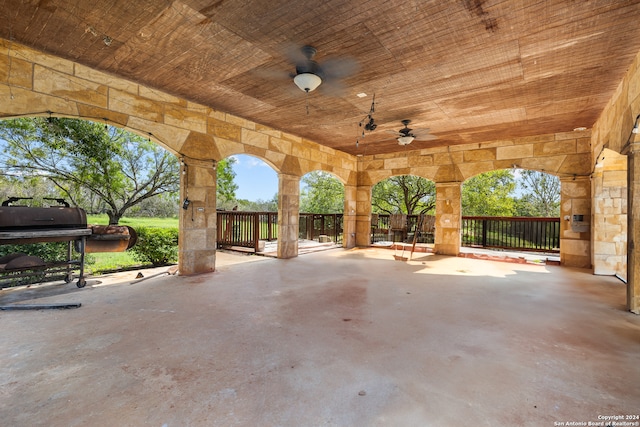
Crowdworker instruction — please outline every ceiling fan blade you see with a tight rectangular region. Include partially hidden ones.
[412,128,432,137]
[321,57,359,80]
[415,134,438,141]
[282,43,312,65]
[319,79,347,97]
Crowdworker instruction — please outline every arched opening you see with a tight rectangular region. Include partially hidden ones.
[225,154,278,212]
[215,154,279,253]
[299,171,345,246]
[369,175,436,247]
[0,116,180,224]
[461,168,561,257]
[0,116,179,283]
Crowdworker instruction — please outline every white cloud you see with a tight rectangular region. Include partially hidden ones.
[233,154,270,168]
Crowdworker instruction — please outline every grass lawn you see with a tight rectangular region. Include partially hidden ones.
[86,215,178,274]
[87,215,178,229]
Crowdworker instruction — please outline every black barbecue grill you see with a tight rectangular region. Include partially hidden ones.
[0,197,135,288]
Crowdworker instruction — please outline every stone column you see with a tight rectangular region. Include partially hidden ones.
[278,173,300,259]
[434,182,461,255]
[591,149,627,279]
[355,185,372,247]
[343,184,357,248]
[559,176,591,268]
[178,157,217,275]
[627,142,640,314]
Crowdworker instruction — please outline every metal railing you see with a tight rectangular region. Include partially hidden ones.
[299,213,343,244]
[372,214,560,253]
[461,216,560,253]
[217,211,560,254]
[217,211,265,252]
[371,214,435,244]
[216,211,343,251]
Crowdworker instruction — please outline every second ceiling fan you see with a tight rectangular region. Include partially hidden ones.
[387,120,437,145]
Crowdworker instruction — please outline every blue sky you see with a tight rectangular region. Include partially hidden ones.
[230,154,279,201]
[229,153,530,201]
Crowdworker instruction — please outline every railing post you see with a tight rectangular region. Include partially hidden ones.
[253,212,260,252]
[481,219,488,248]
[216,212,223,247]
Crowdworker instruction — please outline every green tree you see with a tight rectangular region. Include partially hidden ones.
[0,173,59,205]
[236,194,278,212]
[216,157,238,209]
[515,170,560,217]
[129,192,179,218]
[0,118,179,224]
[462,170,516,216]
[300,171,344,213]
[372,175,435,215]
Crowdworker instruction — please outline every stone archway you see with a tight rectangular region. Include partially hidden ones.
[0,40,358,271]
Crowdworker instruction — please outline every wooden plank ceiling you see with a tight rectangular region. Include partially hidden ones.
[2,0,640,156]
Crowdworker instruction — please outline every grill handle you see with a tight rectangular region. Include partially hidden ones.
[2,197,33,207]
[43,198,70,207]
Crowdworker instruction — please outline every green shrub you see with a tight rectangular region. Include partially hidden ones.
[129,227,178,266]
[1,242,71,262]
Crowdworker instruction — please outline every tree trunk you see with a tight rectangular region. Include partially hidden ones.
[107,211,122,225]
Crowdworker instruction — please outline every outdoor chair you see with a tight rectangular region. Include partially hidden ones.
[389,213,408,242]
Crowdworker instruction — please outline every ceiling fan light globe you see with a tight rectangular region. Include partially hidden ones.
[294,73,322,92]
[397,135,415,145]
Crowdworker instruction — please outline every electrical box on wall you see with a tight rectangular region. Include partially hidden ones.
[571,214,589,233]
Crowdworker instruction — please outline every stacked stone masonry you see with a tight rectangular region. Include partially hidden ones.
[592,48,640,313]
[1,39,638,312]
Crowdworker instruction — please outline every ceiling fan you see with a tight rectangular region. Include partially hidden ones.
[289,45,358,94]
[387,119,437,145]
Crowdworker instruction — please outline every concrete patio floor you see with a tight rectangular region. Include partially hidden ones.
[1,248,639,426]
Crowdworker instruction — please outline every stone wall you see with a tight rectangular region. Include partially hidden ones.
[592,50,640,156]
[359,132,591,185]
[591,49,640,313]
[592,149,628,278]
[0,40,358,183]
[179,158,217,274]
[0,39,357,270]
[357,132,593,266]
[560,177,592,269]
[0,38,599,270]
[434,183,462,255]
